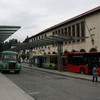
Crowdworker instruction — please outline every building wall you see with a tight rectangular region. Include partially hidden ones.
[85,11,100,51]
[29,10,100,54]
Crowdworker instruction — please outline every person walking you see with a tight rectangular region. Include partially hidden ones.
[92,64,98,82]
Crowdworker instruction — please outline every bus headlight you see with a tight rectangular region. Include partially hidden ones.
[17,63,21,68]
[2,63,6,68]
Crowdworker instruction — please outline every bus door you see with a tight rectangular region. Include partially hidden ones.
[88,54,98,74]
[61,56,67,70]
[50,55,58,69]
[42,56,48,68]
[98,54,100,75]
[38,56,44,67]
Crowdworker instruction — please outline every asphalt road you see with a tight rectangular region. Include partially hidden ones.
[4,67,100,100]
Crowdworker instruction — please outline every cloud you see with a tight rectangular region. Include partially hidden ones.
[0,0,99,42]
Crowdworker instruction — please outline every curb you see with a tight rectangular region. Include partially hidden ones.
[21,64,97,82]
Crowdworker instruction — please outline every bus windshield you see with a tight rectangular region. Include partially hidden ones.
[2,54,17,60]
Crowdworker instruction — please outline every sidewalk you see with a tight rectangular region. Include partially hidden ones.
[21,63,100,82]
[0,70,35,100]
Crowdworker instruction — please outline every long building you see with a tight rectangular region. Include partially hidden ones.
[29,6,100,54]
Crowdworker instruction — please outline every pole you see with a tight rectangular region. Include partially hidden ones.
[29,48,33,67]
[57,42,63,71]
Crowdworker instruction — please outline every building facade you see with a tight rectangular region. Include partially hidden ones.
[29,6,100,54]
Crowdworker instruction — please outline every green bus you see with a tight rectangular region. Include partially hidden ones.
[0,51,21,73]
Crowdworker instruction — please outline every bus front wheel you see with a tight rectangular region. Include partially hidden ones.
[80,68,85,74]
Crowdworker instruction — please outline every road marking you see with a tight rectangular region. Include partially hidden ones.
[28,92,40,95]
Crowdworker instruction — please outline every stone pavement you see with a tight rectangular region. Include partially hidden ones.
[0,72,35,100]
[21,63,100,82]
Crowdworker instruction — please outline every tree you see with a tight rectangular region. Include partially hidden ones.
[23,36,29,43]
[26,52,29,61]
[1,39,19,51]
[0,43,3,52]
[21,53,26,62]
[3,41,9,50]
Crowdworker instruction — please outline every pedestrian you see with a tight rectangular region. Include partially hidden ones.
[92,64,98,82]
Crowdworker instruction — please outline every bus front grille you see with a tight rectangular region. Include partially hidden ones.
[9,62,16,69]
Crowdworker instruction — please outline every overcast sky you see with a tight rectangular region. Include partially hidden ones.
[0,0,100,42]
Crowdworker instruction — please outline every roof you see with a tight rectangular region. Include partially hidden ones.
[10,34,88,51]
[2,51,18,55]
[29,6,100,39]
[11,43,26,46]
[0,26,21,43]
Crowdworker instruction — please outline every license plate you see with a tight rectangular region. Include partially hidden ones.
[10,71,15,73]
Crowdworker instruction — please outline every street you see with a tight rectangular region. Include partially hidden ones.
[4,67,100,100]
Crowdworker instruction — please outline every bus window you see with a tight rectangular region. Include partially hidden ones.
[98,57,100,66]
[50,56,57,64]
[88,54,97,65]
[63,58,67,66]
[68,54,85,65]
[35,58,38,63]
[68,55,73,64]
[43,57,47,63]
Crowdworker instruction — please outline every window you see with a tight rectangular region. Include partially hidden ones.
[68,54,86,65]
[76,23,80,42]
[3,54,17,60]
[68,26,71,36]
[43,57,47,63]
[68,26,71,43]
[72,25,75,43]
[63,58,67,66]
[58,30,60,34]
[81,22,85,41]
[61,29,63,34]
[64,28,67,34]
[50,56,57,64]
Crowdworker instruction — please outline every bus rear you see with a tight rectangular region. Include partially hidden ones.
[42,54,58,69]
[67,52,100,75]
